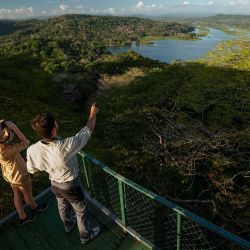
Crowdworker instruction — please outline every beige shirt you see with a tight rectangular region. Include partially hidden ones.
[27,126,92,183]
[0,140,29,185]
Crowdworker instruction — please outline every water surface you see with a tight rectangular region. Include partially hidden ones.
[108,28,238,62]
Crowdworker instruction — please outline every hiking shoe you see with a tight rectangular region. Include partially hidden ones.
[65,218,76,233]
[32,203,49,214]
[80,226,100,244]
[19,214,37,225]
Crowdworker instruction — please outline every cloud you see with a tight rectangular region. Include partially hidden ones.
[106,7,116,15]
[41,10,47,15]
[133,1,158,12]
[0,7,34,19]
[123,0,250,15]
[59,4,69,11]
[76,5,85,9]
[68,6,115,15]
[237,0,250,3]
[136,1,145,10]
[90,8,97,13]
[95,7,116,15]
[129,0,250,15]
[231,0,250,4]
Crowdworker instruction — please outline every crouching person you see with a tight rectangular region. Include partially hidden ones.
[27,104,100,244]
[0,120,48,225]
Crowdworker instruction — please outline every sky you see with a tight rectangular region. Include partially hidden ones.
[0,0,250,19]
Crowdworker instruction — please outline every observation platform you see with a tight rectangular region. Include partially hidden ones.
[0,189,150,250]
[0,152,249,250]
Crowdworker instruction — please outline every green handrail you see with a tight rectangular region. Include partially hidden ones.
[81,156,91,193]
[177,212,182,250]
[118,180,126,225]
[79,152,250,250]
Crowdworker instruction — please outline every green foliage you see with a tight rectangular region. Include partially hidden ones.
[0,54,85,218]
[0,15,194,73]
[200,39,250,71]
[89,60,250,164]
[0,54,86,138]
[86,40,250,239]
[0,14,249,241]
[0,19,38,36]
[88,50,162,75]
[140,33,197,44]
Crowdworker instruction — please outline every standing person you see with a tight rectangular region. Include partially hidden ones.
[27,104,100,244]
[0,120,48,225]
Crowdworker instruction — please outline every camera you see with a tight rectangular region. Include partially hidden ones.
[0,120,7,130]
[0,120,14,143]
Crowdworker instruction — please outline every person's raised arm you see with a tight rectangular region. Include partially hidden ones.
[86,103,99,132]
[58,104,99,157]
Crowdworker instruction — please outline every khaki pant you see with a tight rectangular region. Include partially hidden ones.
[51,183,91,239]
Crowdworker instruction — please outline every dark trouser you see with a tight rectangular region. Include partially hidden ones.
[51,183,91,239]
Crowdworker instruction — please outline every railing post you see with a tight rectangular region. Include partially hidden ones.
[81,156,91,194]
[118,180,126,225]
[177,212,182,250]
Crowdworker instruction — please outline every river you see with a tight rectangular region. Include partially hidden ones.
[108,28,238,63]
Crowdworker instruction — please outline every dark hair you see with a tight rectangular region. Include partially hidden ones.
[31,112,56,139]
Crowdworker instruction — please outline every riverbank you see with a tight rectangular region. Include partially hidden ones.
[195,23,246,36]
[139,34,198,45]
[195,27,210,37]
[212,25,246,35]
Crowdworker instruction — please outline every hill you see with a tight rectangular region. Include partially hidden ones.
[161,14,250,36]
[187,14,250,34]
[195,14,250,34]
[0,15,194,73]
[86,39,250,241]
[0,14,249,242]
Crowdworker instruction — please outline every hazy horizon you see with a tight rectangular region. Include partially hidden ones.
[1,12,250,22]
[0,0,250,19]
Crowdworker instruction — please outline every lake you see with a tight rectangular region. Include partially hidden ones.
[108,28,238,63]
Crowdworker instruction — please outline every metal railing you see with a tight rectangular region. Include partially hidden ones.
[79,152,250,250]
